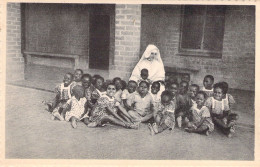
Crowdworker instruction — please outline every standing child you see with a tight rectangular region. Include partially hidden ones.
[150,81,161,110]
[205,82,238,137]
[185,91,214,136]
[43,73,73,116]
[148,91,176,135]
[87,83,138,129]
[128,81,155,123]
[121,80,138,111]
[202,75,214,98]
[175,81,192,128]
[189,84,200,106]
[137,68,152,85]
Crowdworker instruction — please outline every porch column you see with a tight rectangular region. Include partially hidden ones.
[109,4,141,80]
[6,3,24,81]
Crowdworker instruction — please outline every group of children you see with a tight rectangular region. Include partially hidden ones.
[43,68,239,138]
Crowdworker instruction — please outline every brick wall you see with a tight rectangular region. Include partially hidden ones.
[141,5,255,91]
[6,3,24,81]
[109,4,142,80]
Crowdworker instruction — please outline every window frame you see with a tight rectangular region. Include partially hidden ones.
[178,5,226,58]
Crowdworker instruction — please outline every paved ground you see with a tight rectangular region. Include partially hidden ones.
[5,85,254,160]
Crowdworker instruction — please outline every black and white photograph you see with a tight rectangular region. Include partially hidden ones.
[2,0,257,163]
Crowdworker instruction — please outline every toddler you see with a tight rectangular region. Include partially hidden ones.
[205,82,238,137]
[150,81,161,109]
[52,85,88,129]
[128,81,155,123]
[189,84,200,106]
[175,81,192,128]
[87,83,138,129]
[43,73,73,115]
[121,80,138,111]
[137,68,152,84]
[202,75,214,98]
[148,90,176,135]
[185,91,214,136]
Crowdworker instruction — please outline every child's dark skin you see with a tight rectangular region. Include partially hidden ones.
[151,82,160,95]
[203,77,214,90]
[123,82,137,111]
[141,70,148,80]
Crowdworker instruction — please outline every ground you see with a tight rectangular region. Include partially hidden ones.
[5,85,254,160]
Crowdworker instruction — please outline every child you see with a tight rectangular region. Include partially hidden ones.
[121,80,138,111]
[81,74,96,110]
[137,68,152,84]
[43,73,73,115]
[205,82,238,137]
[150,81,161,109]
[148,90,176,135]
[181,73,191,85]
[91,75,106,104]
[166,82,179,98]
[175,81,192,128]
[71,69,83,90]
[185,91,214,136]
[202,75,214,98]
[189,84,200,106]
[128,81,155,123]
[87,83,138,129]
[113,77,123,103]
[91,74,102,85]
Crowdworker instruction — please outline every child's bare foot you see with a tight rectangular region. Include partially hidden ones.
[71,119,77,128]
[148,123,155,135]
[205,130,210,136]
[152,123,159,133]
[52,111,64,121]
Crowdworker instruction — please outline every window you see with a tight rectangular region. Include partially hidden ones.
[179,5,226,58]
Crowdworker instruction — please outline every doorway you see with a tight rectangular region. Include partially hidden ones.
[89,15,110,70]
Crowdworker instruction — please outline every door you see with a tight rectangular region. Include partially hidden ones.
[89,15,110,70]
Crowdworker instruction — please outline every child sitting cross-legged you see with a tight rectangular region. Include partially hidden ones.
[185,91,214,136]
[121,80,138,111]
[52,85,89,129]
[148,90,176,135]
[87,83,138,129]
[205,82,239,137]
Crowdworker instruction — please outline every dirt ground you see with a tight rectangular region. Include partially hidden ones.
[5,85,254,160]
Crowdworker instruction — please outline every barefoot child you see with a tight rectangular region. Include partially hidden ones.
[121,80,138,111]
[205,82,238,137]
[43,73,73,115]
[87,83,137,129]
[189,84,200,106]
[202,75,214,98]
[185,91,214,136]
[128,81,155,123]
[148,90,176,135]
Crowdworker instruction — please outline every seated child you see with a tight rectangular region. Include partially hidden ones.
[205,82,238,137]
[181,73,191,85]
[166,82,179,98]
[189,84,200,106]
[43,73,73,115]
[91,74,102,85]
[52,85,88,129]
[121,80,138,111]
[87,83,138,129]
[91,75,106,104]
[175,81,192,128]
[81,74,95,110]
[202,75,214,98]
[113,77,123,103]
[71,69,83,90]
[148,90,176,135]
[137,68,152,84]
[150,81,161,109]
[128,81,155,123]
[185,91,214,136]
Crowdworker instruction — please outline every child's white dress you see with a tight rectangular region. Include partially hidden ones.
[65,96,88,121]
[201,87,214,98]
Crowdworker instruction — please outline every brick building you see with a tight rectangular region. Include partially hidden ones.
[6,3,255,91]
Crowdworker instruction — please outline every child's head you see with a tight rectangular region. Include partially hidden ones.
[94,76,104,90]
[127,80,138,93]
[161,90,173,106]
[195,91,207,107]
[81,74,92,89]
[166,82,179,97]
[74,69,83,82]
[112,77,123,91]
[140,68,149,80]
[181,73,190,83]
[203,75,214,90]
[138,81,150,96]
[121,80,127,90]
[72,85,84,99]
[92,74,101,85]
[151,81,161,95]
[63,73,73,87]
[106,83,116,98]
[221,81,229,95]
[213,82,227,101]
[179,81,189,95]
[189,84,200,99]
